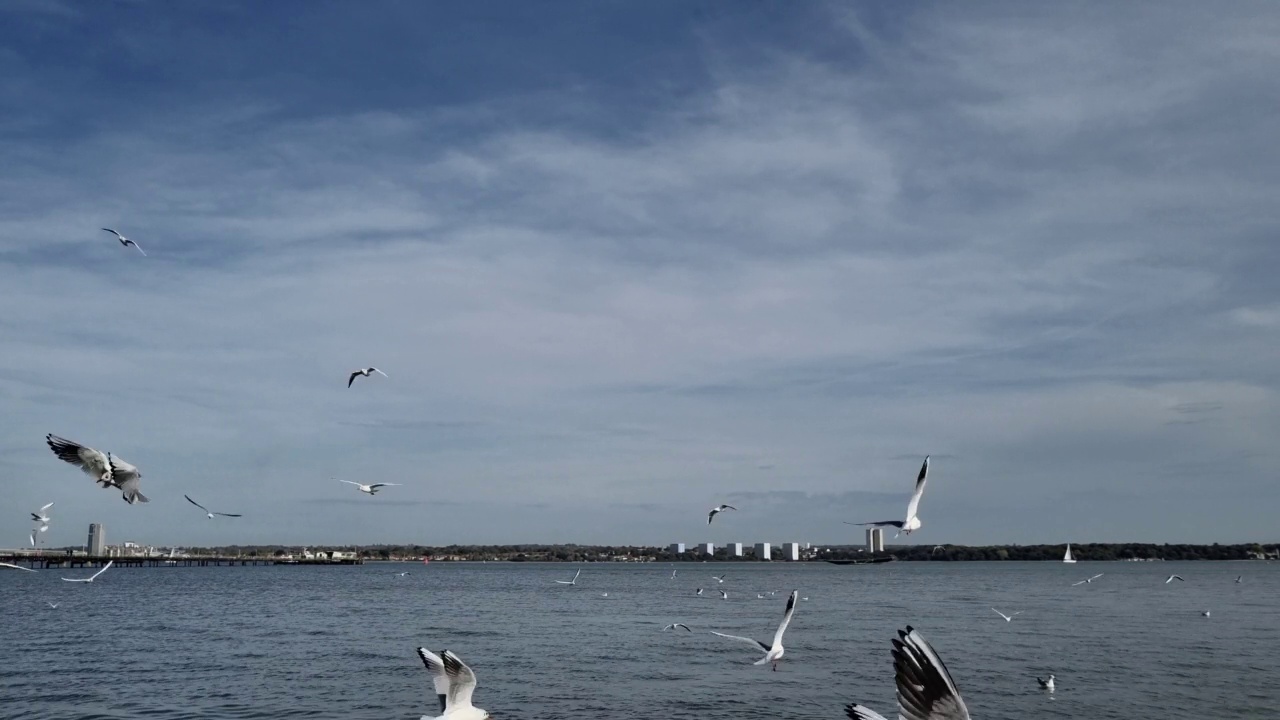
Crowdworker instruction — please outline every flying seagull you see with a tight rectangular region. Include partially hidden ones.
[347,367,388,388]
[1165,574,1184,584]
[337,479,401,495]
[845,626,971,720]
[0,562,36,572]
[718,589,728,600]
[31,502,54,526]
[416,647,452,715]
[1037,674,1055,691]
[710,590,797,671]
[45,434,147,503]
[695,588,703,596]
[708,504,737,524]
[991,608,1022,622]
[712,574,727,583]
[1072,573,1104,586]
[46,602,59,608]
[184,495,242,519]
[845,455,930,537]
[554,569,581,586]
[30,530,38,547]
[396,571,410,577]
[662,623,692,632]
[670,569,677,579]
[1235,576,1242,583]
[102,228,146,255]
[1202,610,1211,617]
[62,560,113,583]
[415,648,490,720]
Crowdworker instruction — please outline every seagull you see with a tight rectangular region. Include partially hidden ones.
[396,571,411,577]
[0,562,36,572]
[1235,576,1242,584]
[347,367,388,388]
[30,530,38,547]
[708,504,737,524]
[844,626,971,720]
[337,479,401,495]
[758,593,765,599]
[695,588,703,596]
[102,228,146,255]
[184,495,242,519]
[554,569,581,586]
[1072,573,1104,586]
[719,590,728,600]
[710,590,797,671]
[415,648,490,720]
[1165,574,1184,584]
[31,502,54,525]
[1202,610,1211,617]
[932,545,945,554]
[107,454,148,504]
[1037,674,1055,691]
[712,574,727,583]
[991,608,1022,622]
[663,623,692,632]
[600,593,609,598]
[45,434,112,487]
[845,455,931,537]
[670,569,677,579]
[62,560,113,583]
[46,602,59,609]
[417,648,452,715]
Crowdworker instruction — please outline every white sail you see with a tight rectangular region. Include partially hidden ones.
[1063,544,1076,563]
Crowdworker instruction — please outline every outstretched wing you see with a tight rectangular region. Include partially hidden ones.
[101,228,123,239]
[111,458,147,504]
[845,705,890,720]
[674,623,691,632]
[891,626,970,720]
[185,495,209,513]
[88,561,114,581]
[904,455,930,521]
[416,648,451,702]
[213,512,242,518]
[710,631,769,653]
[348,371,360,387]
[441,650,478,709]
[46,434,110,480]
[771,590,798,649]
[845,520,905,528]
[0,562,36,573]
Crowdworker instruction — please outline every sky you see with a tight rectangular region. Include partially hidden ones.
[1,1,1278,549]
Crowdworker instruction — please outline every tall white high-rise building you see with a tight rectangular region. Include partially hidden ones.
[727,543,743,557]
[754,542,771,561]
[781,542,801,561]
[866,527,884,553]
[87,523,105,556]
[668,542,686,555]
[698,542,715,556]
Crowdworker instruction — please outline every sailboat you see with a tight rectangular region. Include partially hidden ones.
[1063,544,1077,564]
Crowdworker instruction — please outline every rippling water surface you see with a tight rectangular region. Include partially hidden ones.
[3,560,1278,719]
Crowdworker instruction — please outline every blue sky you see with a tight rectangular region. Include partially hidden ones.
[2,1,1278,548]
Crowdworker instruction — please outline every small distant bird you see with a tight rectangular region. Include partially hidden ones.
[347,367,388,388]
[1165,574,1185,584]
[992,608,1022,622]
[708,504,737,524]
[1072,573,1105,586]
[0,562,36,572]
[757,593,765,599]
[102,228,146,255]
[712,574,727,583]
[670,569,677,579]
[600,593,609,598]
[337,479,401,495]
[932,545,945,554]
[554,569,581,586]
[719,589,728,600]
[1202,610,1211,617]
[416,648,490,720]
[695,588,703,596]
[710,590,797,671]
[62,560,113,583]
[663,623,692,632]
[802,597,809,601]
[31,502,54,525]
[46,602,59,609]
[184,495,242,519]
[1235,576,1242,584]
[845,455,931,537]
[395,571,410,577]
[844,626,970,720]
[1037,674,1055,691]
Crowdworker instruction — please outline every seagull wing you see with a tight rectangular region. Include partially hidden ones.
[708,509,718,524]
[102,228,124,239]
[771,590,798,649]
[416,648,451,701]
[185,495,209,513]
[992,608,1011,621]
[441,650,478,710]
[0,562,36,572]
[845,706,891,720]
[347,371,361,387]
[372,368,388,377]
[213,512,242,518]
[367,483,402,489]
[88,561,113,581]
[1090,574,1104,581]
[891,626,971,720]
[710,631,770,653]
[39,502,54,513]
[46,435,111,480]
[129,240,146,256]
[338,479,360,486]
[1071,579,1087,586]
[674,623,691,632]
[904,455,930,522]
[845,520,905,528]
[110,457,147,504]
[722,505,737,511]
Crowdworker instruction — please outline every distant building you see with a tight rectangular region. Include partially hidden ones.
[754,542,771,561]
[727,543,743,557]
[87,523,105,556]
[866,528,884,553]
[668,543,686,555]
[698,542,715,556]
[781,542,801,561]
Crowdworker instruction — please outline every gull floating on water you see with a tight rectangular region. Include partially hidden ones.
[416,648,490,720]
[1165,574,1184,584]
[184,495,242,519]
[991,608,1022,622]
[662,623,692,632]
[62,561,113,583]
[554,569,581,586]
[102,228,146,255]
[711,590,797,671]
[845,455,930,537]
[0,562,36,572]
[1037,674,1055,691]
[1072,573,1104,586]
[45,434,148,503]
[347,367,388,388]
[708,504,737,524]
[845,626,971,720]
[337,479,401,495]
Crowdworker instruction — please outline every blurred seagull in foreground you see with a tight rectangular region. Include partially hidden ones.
[184,495,242,519]
[708,504,737,524]
[711,590,797,671]
[62,561,113,583]
[846,455,931,537]
[337,479,401,495]
[845,626,971,720]
[347,367,388,387]
[991,608,1022,622]
[415,648,490,719]
[102,228,146,255]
